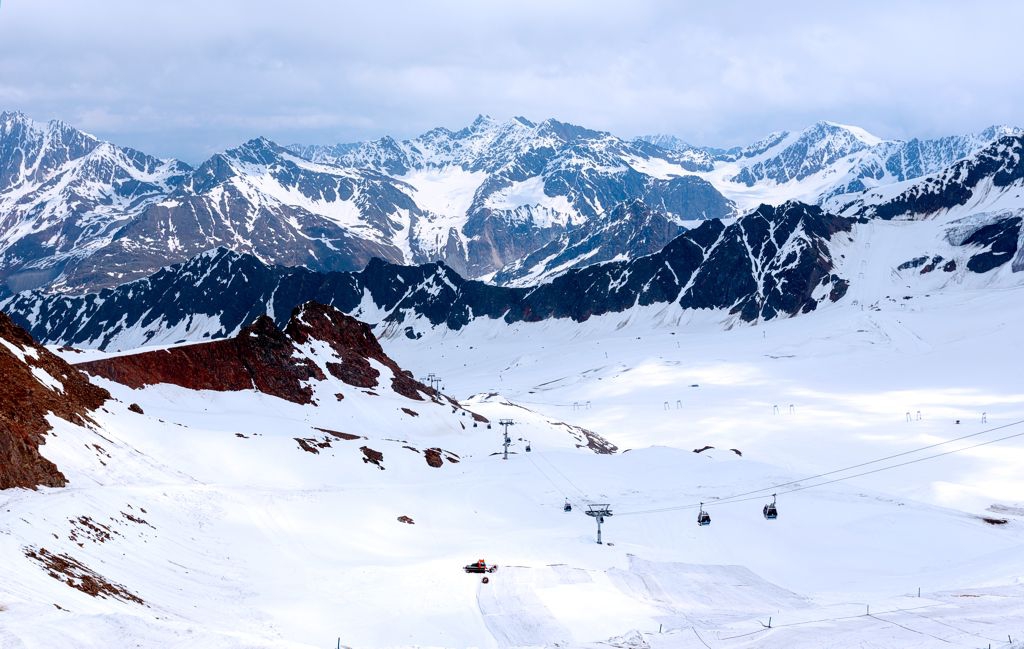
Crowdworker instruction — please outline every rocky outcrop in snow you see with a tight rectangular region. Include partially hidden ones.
[0,311,109,489]
[77,302,435,405]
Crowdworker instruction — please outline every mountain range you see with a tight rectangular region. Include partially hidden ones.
[2,110,1021,299]
[4,110,1024,649]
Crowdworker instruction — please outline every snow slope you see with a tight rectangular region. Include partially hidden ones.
[2,236,1024,646]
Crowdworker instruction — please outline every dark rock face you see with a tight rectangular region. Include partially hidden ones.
[285,302,428,400]
[0,312,109,489]
[3,203,855,351]
[961,216,1022,273]
[519,202,854,323]
[492,197,708,286]
[76,302,433,405]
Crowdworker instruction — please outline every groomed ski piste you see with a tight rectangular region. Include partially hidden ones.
[2,214,1024,648]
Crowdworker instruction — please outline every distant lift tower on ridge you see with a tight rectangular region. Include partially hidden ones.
[586,504,613,544]
[499,419,515,460]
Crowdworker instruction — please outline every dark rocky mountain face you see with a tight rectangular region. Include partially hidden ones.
[2,202,856,351]
[518,202,853,323]
[492,199,691,286]
[954,215,1022,274]
[0,311,109,489]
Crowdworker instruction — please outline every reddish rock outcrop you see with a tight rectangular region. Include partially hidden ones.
[79,316,325,404]
[78,302,435,406]
[285,302,428,400]
[0,312,109,490]
[360,445,384,469]
[24,546,144,604]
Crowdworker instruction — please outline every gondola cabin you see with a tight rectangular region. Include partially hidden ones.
[697,503,711,526]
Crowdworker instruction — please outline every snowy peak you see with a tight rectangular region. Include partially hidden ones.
[0,113,191,292]
[833,134,1024,221]
[0,111,187,192]
[731,121,885,187]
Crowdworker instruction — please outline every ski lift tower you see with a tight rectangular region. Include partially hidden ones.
[499,419,515,459]
[585,504,612,544]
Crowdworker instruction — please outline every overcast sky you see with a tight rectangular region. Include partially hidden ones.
[1,0,1021,163]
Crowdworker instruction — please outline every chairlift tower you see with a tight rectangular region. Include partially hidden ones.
[499,419,515,460]
[586,504,612,544]
[422,373,442,393]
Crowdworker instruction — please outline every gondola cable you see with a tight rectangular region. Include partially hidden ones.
[617,418,1024,517]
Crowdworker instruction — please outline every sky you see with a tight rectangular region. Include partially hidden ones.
[1,0,1022,164]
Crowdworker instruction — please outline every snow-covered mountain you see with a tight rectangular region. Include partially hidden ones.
[0,112,190,293]
[491,198,691,287]
[831,134,1024,221]
[289,114,736,279]
[2,202,856,350]
[2,110,1022,296]
[655,121,1023,210]
[0,112,735,294]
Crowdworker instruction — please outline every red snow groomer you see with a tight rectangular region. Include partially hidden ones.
[463,559,498,574]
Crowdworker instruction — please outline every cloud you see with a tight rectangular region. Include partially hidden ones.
[1,0,1022,162]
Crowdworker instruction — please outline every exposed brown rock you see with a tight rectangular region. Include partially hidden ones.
[79,316,325,405]
[313,427,361,440]
[285,302,429,400]
[127,403,144,414]
[401,407,419,417]
[550,421,618,455]
[424,448,444,468]
[77,303,436,408]
[0,312,110,490]
[295,437,332,454]
[23,546,144,605]
[68,516,117,545]
[360,445,384,469]
[121,511,154,528]
[397,515,415,524]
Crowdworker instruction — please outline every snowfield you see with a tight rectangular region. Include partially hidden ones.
[2,219,1024,647]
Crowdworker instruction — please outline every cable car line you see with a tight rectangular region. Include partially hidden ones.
[617,420,1024,517]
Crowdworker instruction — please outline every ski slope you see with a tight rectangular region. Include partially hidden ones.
[2,220,1024,647]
